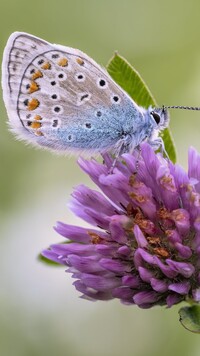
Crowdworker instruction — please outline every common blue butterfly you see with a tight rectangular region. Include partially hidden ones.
[2,32,169,156]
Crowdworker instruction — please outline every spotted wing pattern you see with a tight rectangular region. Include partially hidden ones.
[2,32,142,153]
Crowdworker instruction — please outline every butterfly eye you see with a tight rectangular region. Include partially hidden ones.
[151,111,161,125]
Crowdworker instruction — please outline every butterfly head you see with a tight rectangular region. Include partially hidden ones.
[149,106,170,131]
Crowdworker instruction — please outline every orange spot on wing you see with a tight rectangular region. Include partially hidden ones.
[34,115,42,121]
[57,58,68,66]
[31,70,43,80]
[30,121,41,129]
[28,81,39,94]
[41,62,51,70]
[28,98,40,111]
[76,57,84,65]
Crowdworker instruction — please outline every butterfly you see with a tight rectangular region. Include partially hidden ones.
[1,32,169,156]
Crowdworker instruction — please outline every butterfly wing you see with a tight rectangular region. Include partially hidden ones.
[2,32,144,154]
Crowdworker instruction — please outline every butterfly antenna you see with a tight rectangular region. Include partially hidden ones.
[163,105,200,111]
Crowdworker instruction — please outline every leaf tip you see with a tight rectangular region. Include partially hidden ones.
[179,305,200,333]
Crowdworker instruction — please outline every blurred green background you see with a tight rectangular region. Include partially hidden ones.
[1,1,200,355]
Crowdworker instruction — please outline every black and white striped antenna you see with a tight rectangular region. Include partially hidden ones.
[164,105,200,111]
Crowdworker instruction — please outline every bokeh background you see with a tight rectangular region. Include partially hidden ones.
[1,1,200,355]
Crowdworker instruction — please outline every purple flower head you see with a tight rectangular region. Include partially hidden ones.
[42,143,200,308]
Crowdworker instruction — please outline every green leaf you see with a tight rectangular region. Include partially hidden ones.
[107,53,176,163]
[179,305,200,333]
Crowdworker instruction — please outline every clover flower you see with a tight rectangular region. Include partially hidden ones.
[42,143,200,308]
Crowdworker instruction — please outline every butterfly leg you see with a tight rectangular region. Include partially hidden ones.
[135,145,142,171]
[109,134,143,173]
[149,137,169,159]
[107,136,132,174]
[108,143,126,173]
